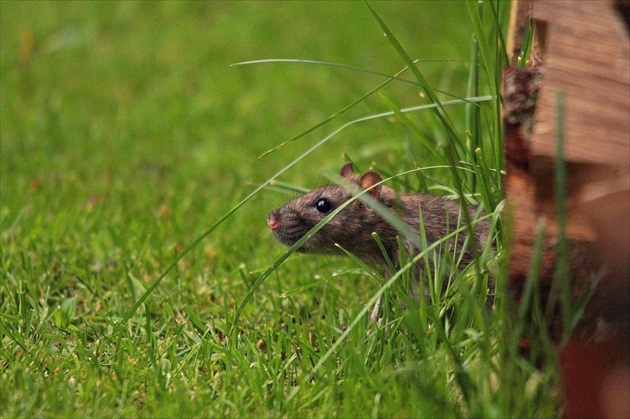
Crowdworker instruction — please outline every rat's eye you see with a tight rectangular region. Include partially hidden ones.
[314,198,333,213]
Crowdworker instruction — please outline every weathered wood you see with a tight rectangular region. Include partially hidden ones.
[505,0,630,322]
[528,0,630,325]
[504,1,629,417]
[532,0,630,167]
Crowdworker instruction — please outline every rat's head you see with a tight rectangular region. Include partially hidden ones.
[267,163,385,254]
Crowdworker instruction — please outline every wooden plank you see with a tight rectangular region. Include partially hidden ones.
[532,0,630,166]
[504,1,630,416]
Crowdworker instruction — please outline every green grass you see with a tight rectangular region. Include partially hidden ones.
[2,2,561,417]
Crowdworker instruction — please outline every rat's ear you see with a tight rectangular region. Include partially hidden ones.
[340,162,355,179]
[359,172,382,199]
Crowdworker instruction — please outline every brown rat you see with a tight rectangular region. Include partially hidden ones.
[267,162,492,316]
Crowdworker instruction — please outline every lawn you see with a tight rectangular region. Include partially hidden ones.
[1,2,560,417]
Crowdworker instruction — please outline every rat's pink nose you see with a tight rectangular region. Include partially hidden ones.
[267,213,279,230]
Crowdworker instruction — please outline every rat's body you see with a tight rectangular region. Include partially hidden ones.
[267,163,491,316]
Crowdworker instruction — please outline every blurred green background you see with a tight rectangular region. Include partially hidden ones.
[2,1,476,243]
[1,2,509,416]
[1,2,484,299]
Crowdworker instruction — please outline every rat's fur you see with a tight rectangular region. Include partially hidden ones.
[268,163,490,276]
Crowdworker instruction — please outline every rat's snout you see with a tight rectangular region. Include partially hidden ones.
[267,211,280,230]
